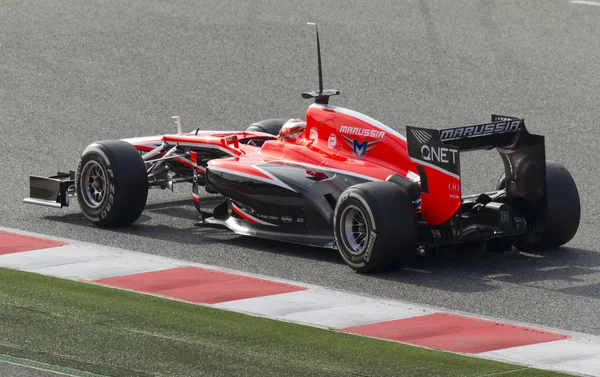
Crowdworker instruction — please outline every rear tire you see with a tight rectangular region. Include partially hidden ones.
[245,119,286,135]
[75,140,148,227]
[496,174,507,190]
[333,182,417,273]
[517,160,580,250]
[498,160,580,250]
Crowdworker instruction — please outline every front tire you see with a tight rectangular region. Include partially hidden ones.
[333,182,417,273]
[76,140,148,227]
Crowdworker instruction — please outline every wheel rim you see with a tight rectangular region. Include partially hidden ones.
[80,160,107,209]
[341,205,369,255]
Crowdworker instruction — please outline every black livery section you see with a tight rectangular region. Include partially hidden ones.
[406,126,460,190]
[23,171,76,208]
[204,161,374,246]
[406,115,550,250]
[440,115,546,233]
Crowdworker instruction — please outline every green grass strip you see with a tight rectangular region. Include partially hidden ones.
[0,267,570,377]
[0,353,107,376]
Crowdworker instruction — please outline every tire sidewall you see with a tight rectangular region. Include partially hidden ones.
[539,160,580,248]
[75,141,147,227]
[512,160,580,250]
[76,144,118,224]
[334,190,382,270]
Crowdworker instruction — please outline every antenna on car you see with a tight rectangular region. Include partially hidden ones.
[308,22,324,94]
[301,22,340,105]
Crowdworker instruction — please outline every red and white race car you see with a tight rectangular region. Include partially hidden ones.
[24,25,580,273]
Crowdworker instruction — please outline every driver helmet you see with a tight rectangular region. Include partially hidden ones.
[277,119,306,142]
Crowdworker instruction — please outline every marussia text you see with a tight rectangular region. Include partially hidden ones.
[440,120,521,140]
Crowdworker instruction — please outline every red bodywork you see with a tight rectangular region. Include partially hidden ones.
[126,104,463,225]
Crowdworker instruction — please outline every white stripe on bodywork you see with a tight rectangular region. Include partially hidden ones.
[262,160,378,182]
[310,104,407,141]
[207,165,297,192]
[121,136,163,144]
[123,138,238,157]
[171,142,238,156]
[261,160,420,184]
[251,164,299,192]
[231,203,277,227]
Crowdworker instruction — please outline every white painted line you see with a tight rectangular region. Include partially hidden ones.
[280,301,432,329]
[555,356,600,377]
[0,244,117,270]
[570,0,600,6]
[480,339,600,364]
[214,289,365,318]
[479,339,600,376]
[29,255,184,280]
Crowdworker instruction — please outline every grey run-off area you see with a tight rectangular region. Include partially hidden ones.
[1,0,599,335]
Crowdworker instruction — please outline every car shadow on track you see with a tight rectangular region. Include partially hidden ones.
[44,196,342,264]
[372,246,600,298]
[44,196,600,297]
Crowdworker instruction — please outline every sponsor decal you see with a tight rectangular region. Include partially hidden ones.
[342,135,382,159]
[448,182,459,192]
[281,215,293,223]
[339,126,386,139]
[100,183,115,219]
[406,126,460,179]
[440,120,522,140]
[410,128,459,164]
[296,218,304,223]
[350,254,363,262]
[327,134,337,149]
[364,231,377,262]
[257,213,279,221]
[421,145,458,164]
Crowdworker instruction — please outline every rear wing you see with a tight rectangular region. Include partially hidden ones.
[407,115,546,226]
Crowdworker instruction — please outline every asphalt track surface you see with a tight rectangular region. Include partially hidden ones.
[1,0,599,338]
[0,361,70,377]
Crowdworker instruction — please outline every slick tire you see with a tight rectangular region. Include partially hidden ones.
[515,160,580,251]
[75,140,148,227]
[498,161,581,251]
[496,174,507,190]
[245,119,286,135]
[334,182,417,274]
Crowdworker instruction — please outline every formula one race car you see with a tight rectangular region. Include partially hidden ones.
[24,25,580,273]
